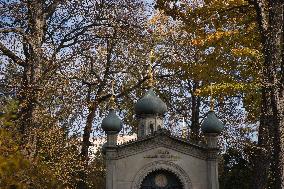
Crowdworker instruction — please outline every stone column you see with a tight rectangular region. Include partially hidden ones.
[205,133,219,189]
[105,133,118,189]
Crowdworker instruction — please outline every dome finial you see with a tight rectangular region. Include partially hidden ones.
[147,50,155,88]
[201,83,224,134]
[109,80,116,109]
[210,83,214,111]
[102,80,122,134]
[150,49,155,63]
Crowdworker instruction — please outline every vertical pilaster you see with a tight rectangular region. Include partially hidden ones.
[205,134,219,189]
[105,133,117,189]
[107,134,118,147]
[207,153,219,189]
[105,148,116,189]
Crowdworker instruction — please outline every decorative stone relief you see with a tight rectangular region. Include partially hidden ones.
[116,133,207,160]
[131,160,192,189]
[143,149,181,160]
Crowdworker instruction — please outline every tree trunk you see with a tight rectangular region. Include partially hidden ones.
[279,87,284,188]
[279,36,284,189]
[18,1,45,139]
[190,82,201,141]
[252,0,284,188]
[81,103,98,159]
[252,104,270,189]
[77,102,98,189]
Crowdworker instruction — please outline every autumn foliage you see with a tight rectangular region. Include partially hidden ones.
[0,0,283,189]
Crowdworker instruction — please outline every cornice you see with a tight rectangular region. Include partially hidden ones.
[114,129,209,160]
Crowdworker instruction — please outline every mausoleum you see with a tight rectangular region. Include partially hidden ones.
[101,55,224,189]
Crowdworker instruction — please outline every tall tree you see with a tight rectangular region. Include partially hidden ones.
[155,0,284,188]
[249,0,284,188]
[0,0,108,137]
[149,5,260,142]
[0,1,151,188]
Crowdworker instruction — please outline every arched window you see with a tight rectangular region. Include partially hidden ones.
[140,170,183,189]
[149,123,154,134]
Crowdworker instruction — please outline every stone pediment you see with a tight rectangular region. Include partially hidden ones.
[116,129,208,160]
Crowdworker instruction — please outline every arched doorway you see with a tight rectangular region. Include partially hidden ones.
[140,169,183,189]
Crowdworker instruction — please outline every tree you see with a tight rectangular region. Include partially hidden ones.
[219,147,254,189]
[155,0,284,188]
[1,0,105,136]
[0,0,150,188]
[149,3,260,145]
[249,1,284,188]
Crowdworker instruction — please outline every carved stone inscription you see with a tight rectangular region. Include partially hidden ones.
[144,150,180,160]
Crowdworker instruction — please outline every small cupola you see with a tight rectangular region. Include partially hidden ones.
[201,111,224,134]
[135,50,167,138]
[102,109,122,134]
[134,88,167,116]
[201,84,224,135]
[101,81,122,135]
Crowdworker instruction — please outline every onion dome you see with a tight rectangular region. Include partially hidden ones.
[201,111,224,134]
[101,80,122,134]
[101,109,122,134]
[135,88,167,116]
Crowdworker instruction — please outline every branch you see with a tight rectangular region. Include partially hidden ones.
[97,73,174,103]
[69,76,99,86]
[95,36,117,99]
[54,22,112,54]
[245,0,257,5]
[84,54,103,82]
[44,0,65,20]
[249,0,268,38]
[217,4,251,16]
[97,77,148,103]
[116,78,148,99]
[0,42,26,67]
[0,28,32,42]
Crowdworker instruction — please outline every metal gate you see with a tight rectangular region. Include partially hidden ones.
[140,170,183,189]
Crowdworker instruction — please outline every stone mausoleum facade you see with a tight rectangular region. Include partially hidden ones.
[101,83,224,189]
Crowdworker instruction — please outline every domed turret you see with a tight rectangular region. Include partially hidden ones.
[101,81,122,134]
[135,88,167,116]
[102,109,122,134]
[135,50,168,138]
[201,111,224,134]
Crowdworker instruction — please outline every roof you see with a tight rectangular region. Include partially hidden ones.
[114,129,209,160]
[134,88,167,116]
[201,111,224,134]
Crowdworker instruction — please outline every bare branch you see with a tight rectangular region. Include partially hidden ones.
[217,4,251,16]
[54,22,112,54]
[95,37,117,98]
[97,73,174,103]
[44,0,65,20]
[250,0,268,37]
[0,28,32,42]
[69,76,99,86]
[97,77,147,103]
[0,42,26,67]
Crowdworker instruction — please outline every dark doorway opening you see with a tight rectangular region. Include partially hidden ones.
[140,169,183,189]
